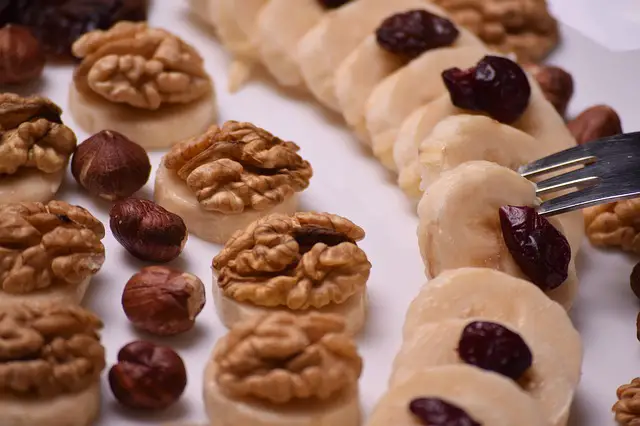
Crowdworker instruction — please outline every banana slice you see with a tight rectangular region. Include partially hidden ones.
[363,45,489,168]
[333,5,483,144]
[402,268,582,386]
[413,114,585,252]
[416,161,579,309]
[368,365,548,426]
[391,319,575,426]
[256,0,325,89]
[0,169,65,204]
[296,0,433,112]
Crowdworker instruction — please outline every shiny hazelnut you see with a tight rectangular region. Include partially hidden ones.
[108,341,187,410]
[0,25,45,85]
[71,130,151,201]
[122,266,205,336]
[110,198,188,263]
[568,105,622,145]
[525,64,574,117]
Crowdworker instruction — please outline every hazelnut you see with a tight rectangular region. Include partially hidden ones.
[110,198,188,263]
[108,341,187,410]
[525,64,574,117]
[0,25,45,85]
[71,130,151,201]
[631,262,640,301]
[122,266,205,336]
[568,105,622,145]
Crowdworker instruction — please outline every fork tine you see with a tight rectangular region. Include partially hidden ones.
[538,186,640,217]
[535,166,600,195]
[518,144,596,179]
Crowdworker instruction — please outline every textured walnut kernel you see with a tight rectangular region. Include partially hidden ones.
[584,200,640,255]
[0,303,105,397]
[164,121,313,214]
[0,200,105,294]
[0,93,77,175]
[214,312,362,404]
[431,0,559,63]
[213,212,370,310]
[72,21,212,110]
[614,378,640,425]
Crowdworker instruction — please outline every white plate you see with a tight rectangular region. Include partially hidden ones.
[24,1,640,425]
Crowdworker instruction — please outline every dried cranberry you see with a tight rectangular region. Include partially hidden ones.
[409,398,480,426]
[499,205,570,290]
[16,0,148,60]
[376,10,459,59]
[317,0,352,9]
[442,55,531,124]
[457,321,532,381]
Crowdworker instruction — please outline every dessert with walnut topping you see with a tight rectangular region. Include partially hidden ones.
[203,312,363,426]
[0,94,77,203]
[154,121,313,244]
[0,303,106,426]
[0,201,106,307]
[212,212,371,334]
[68,21,216,150]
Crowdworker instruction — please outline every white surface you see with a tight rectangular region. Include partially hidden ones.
[18,1,640,425]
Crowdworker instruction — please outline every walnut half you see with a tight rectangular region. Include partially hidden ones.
[585,200,640,254]
[0,93,77,176]
[0,201,106,294]
[0,303,105,397]
[72,22,212,110]
[213,212,370,310]
[165,121,313,214]
[214,312,362,404]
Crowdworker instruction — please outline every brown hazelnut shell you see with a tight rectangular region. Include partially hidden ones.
[0,25,45,85]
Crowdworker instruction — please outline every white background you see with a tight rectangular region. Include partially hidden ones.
[19,1,640,425]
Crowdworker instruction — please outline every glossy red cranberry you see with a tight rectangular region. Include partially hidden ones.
[376,10,459,59]
[442,55,531,124]
[457,321,532,381]
[409,398,481,426]
[499,205,570,290]
[317,0,352,8]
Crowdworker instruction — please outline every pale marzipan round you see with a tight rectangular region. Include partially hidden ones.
[68,84,217,151]
[0,168,65,204]
[212,275,368,336]
[0,277,91,309]
[0,382,100,426]
[203,361,361,426]
[154,162,299,244]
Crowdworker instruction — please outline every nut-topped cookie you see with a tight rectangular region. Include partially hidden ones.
[155,121,313,244]
[212,212,370,334]
[0,200,105,307]
[203,311,363,426]
[68,21,217,150]
[0,303,106,426]
[0,94,76,203]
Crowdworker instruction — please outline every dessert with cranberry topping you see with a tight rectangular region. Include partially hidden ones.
[334,5,485,147]
[368,365,548,426]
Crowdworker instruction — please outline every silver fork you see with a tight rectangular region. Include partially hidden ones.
[518,132,640,216]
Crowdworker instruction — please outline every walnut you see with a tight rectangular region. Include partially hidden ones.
[0,94,77,176]
[72,21,212,110]
[432,0,559,63]
[614,378,640,425]
[0,201,106,294]
[214,312,362,404]
[584,200,640,254]
[0,303,105,397]
[213,212,370,310]
[164,121,313,214]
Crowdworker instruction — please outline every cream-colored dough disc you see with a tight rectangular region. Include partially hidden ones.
[203,361,361,426]
[68,84,217,151]
[0,382,100,426]
[212,277,368,336]
[0,277,92,309]
[0,168,65,204]
[154,163,299,244]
